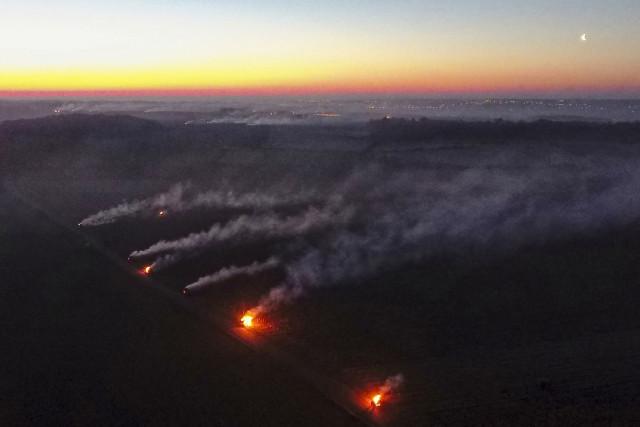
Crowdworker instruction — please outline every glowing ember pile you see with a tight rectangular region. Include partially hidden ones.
[371,394,382,407]
[143,265,152,274]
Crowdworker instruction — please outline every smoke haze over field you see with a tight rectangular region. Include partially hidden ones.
[49,98,640,123]
[8,106,640,317]
[64,119,640,314]
[3,98,640,125]
[251,149,640,313]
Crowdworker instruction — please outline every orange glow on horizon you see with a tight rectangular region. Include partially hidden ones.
[1,53,638,97]
[2,1,638,99]
[1,82,638,98]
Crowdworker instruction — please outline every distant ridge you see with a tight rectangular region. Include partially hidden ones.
[0,113,162,140]
[369,117,640,144]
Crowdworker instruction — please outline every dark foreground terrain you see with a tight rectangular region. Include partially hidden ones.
[3,113,640,425]
[0,190,362,426]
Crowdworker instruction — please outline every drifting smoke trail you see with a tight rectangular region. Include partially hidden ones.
[187,189,316,210]
[184,257,279,293]
[380,373,404,396]
[79,184,319,226]
[130,204,353,259]
[375,374,404,406]
[78,183,189,226]
[149,253,182,271]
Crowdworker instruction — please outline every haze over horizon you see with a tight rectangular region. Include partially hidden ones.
[1,0,639,98]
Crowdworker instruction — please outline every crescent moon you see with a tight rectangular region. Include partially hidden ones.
[581,33,587,41]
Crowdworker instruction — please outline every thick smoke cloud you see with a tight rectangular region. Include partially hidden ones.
[130,203,354,260]
[251,152,640,314]
[184,257,279,293]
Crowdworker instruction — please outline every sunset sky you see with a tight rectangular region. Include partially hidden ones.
[1,0,638,97]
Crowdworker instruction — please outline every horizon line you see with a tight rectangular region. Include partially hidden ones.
[1,86,639,100]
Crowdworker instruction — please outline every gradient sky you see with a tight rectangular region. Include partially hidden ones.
[1,0,639,96]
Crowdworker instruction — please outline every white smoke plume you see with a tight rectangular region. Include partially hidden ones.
[129,203,354,259]
[78,183,189,226]
[79,184,319,227]
[184,257,279,293]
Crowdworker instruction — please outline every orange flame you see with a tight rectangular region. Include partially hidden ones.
[241,314,253,327]
[143,266,152,274]
[372,394,381,407]
[158,211,165,216]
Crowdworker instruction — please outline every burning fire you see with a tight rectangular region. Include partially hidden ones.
[367,373,403,409]
[371,394,382,407]
[241,314,253,327]
[238,311,276,330]
[158,210,165,216]
[143,265,152,274]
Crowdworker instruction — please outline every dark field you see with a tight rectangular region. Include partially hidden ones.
[3,113,640,425]
[0,190,363,426]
